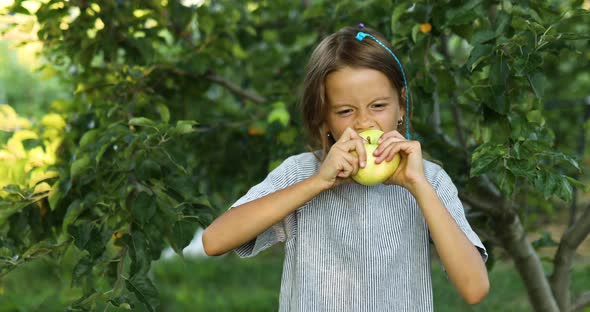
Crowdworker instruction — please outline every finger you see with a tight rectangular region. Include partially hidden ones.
[328,149,358,177]
[352,137,367,168]
[337,160,354,178]
[374,136,405,157]
[341,151,360,176]
[377,144,401,163]
[375,143,397,163]
[383,140,421,160]
[378,130,405,143]
[337,127,358,142]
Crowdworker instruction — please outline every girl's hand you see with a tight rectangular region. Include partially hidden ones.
[316,127,367,189]
[372,130,427,192]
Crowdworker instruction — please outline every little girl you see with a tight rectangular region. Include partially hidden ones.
[202,25,489,311]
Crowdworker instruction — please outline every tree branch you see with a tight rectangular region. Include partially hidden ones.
[551,204,590,311]
[571,291,590,312]
[568,102,590,226]
[206,72,266,104]
[145,65,267,105]
[496,212,560,312]
[459,192,500,217]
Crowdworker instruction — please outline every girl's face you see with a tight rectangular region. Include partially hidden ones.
[324,66,403,140]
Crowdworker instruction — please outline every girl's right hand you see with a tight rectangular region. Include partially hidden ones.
[315,127,367,189]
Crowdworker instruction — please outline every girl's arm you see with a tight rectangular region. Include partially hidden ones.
[202,127,366,256]
[410,181,489,305]
[202,174,330,256]
[374,130,489,304]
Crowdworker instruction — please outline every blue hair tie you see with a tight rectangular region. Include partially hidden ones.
[356,31,411,140]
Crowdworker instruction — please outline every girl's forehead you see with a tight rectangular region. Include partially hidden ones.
[325,67,397,102]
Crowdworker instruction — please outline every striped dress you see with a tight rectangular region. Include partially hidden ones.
[232,152,487,312]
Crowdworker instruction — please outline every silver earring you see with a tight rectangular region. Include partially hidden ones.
[397,118,403,126]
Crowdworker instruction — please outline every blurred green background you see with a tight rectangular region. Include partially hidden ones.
[1,0,590,311]
[1,34,589,312]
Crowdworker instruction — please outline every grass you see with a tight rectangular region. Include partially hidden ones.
[0,246,588,311]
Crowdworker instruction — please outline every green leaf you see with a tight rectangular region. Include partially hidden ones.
[71,255,95,287]
[528,71,547,100]
[541,172,560,199]
[108,296,134,309]
[526,110,545,126]
[69,290,102,311]
[125,274,159,312]
[497,169,516,196]
[231,43,248,59]
[62,199,83,233]
[2,184,23,195]
[175,120,198,134]
[129,117,156,127]
[136,159,162,180]
[556,175,573,202]
[170,220,197,256]
[79,129,100,150]
[531,232,558,250]
[445,0,483,26]
[470,143,505,176]
[411,24,420,43]
[466,44,493,71]
[0,200,31,227]
[391,4,409,31]
[48,181,61,210]
[495,11,512,35]
[565,176,589,192]
[71,155,91,180]
[130,192,157,225]
[506,159,536,178]
[472,30,499,44]
[547,151,580,172]
[124,231,150,276]
[68,223,108,258]
[267,101,290,126]
[156,103,170,123]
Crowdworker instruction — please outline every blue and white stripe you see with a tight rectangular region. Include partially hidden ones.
[233,152,487,312]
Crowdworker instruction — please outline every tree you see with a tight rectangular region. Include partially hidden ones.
[1,0,589,311]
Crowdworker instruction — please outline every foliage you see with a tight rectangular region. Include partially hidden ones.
[0,41,68,119]
[1,0,589,310]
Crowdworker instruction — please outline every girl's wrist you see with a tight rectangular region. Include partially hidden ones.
[309,174,333,192]
[405,177,431,196]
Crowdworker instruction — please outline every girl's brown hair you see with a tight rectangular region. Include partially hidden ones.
[300,26,410,158]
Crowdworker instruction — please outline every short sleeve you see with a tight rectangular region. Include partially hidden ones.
[230,156,299,258]
[429,165,488,262]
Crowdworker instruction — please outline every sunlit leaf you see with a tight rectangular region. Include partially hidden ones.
[129,117,156,127]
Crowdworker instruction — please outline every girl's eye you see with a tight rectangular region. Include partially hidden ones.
[337,109,353,116]
[372,103,387,109]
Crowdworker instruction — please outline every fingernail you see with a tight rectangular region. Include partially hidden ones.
[360,161,366,168]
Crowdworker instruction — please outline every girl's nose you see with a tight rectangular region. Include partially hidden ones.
[355,110,374,130]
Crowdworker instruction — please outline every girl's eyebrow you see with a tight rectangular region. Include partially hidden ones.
[330,103,355,108]
[330,96,392,108]
[370,96,392,102]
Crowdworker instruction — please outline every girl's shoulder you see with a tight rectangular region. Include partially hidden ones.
[422,159,457,190]
[272,151,321,178]
[422,159,444,177]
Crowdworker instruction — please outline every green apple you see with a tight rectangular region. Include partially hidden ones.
[351,129,400,186]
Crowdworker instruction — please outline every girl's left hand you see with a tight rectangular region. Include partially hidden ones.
[372,130,427,192]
